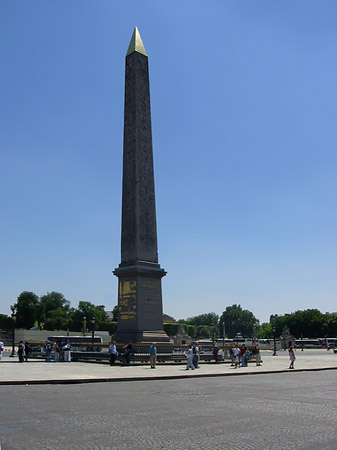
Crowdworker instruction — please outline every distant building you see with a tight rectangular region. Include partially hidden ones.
[163,314,176,323]
[105,311,114,322]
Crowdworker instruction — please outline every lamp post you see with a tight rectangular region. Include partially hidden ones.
[82,316,87,336]
[281,332,286,351]
[9,306,16,357]
[91,317,96,347]
[222,321,226,363]
[273,327,277,356]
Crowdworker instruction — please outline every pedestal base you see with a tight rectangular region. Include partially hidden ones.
[113,262,170,345]
[113,329,171,345]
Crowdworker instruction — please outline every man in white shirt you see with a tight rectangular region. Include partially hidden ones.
[62,340,71,362]
[233,344,241,368]
[109,340,118,366]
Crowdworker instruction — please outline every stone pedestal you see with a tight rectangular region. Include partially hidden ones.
[113,263,170,343]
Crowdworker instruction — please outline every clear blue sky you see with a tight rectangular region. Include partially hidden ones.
[1,1,337,324]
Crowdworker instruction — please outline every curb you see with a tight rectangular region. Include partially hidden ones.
[1,366,337,386]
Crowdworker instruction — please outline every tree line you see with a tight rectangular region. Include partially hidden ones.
[1,291,113,333]
[177,305,337,339]
[1,292,336,340]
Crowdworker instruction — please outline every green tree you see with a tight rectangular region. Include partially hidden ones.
[99,321,118,334]
[14,291,40,329]
[287,309,325,338]
[257,322,273,339]
[181,312,219,327]
[270,309,327,339]
[163,323,180,337]
[270,315,287,337]
[323,314,337,337]
[40,292,70,327]
[0,314,12,332]
[112,305,118,321]
[68,301,107,332]
[219,304,259,338]
[44,308,69,331]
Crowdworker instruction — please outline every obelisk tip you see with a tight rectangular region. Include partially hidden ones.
[126,27,148,57]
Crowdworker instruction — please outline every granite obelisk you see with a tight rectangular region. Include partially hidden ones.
[113,28,169,343]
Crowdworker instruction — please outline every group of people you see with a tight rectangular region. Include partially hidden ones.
[185,342,201,370]
[108,342,159,368]
[17,341,31,362]
[228,343,262,368]
[15,339,72,363]
[108,340,266,371]
[44,340,72,362]
[108,341,134,366]
[0,336,296,370]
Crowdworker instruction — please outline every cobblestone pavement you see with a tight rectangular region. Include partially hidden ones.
[1,349,337,384]
[1,370,337,449]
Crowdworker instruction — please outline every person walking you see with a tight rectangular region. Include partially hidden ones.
[24,341,30,362]
[185,344,195,370]
[149,343,157,369]
[288,345,296,369]
[212,342,219,363]
[109,340,118,366]
[44,340,52,362]
[62,340,71,362]
[0,336,4,362]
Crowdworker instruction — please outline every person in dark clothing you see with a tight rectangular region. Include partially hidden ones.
[212,342,219,363]
[18,341,25,363]
[241,344,248,367]
[24,341,30,362]
[123,343,133,365]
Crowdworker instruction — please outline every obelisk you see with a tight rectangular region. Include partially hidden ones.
[113,28,170,344]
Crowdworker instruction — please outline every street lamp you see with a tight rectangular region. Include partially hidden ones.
[82,316,87,336]
[211,322,215,341]
[273,327,277,356]
[9,306,16,357]
[91,317,96,347]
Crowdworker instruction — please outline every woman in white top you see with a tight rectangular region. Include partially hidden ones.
[288,346,295,369]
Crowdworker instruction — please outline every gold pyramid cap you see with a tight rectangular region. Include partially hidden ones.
[126,27,147,57]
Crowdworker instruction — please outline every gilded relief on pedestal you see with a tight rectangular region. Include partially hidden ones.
[119,280,137,321]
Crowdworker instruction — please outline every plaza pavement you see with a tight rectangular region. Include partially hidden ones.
[1,348,337,385]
